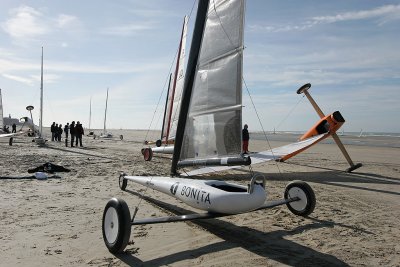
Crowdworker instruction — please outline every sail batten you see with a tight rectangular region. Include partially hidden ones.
[189,104,242,118]
[198,46,244,68]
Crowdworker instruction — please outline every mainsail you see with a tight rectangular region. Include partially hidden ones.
[161,16,188,143]
[174,0,247,170]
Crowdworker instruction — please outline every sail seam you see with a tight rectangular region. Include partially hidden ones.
[198,46,243,68]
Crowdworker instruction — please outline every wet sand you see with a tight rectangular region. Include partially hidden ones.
[0,129,399,266]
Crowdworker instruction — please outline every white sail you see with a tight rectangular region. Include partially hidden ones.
[161,16,188,143]
[39,47,44,137]
[104,88,109,135]
[0,89,3,130]
[100,88,112,138]
[180,0,245,162]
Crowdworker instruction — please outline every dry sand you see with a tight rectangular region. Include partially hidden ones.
[0,129,399,266]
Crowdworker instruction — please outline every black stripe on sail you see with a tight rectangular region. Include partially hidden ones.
[171,0,210,176]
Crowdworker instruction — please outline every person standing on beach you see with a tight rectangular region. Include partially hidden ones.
[51,122,56,141]
[242,124,249,154]
[55,123,59,141]
[70,121,76,147]
[58,124,63,141]
[64,123,69,139]
[75,121,84,147]
[12,123,16,133]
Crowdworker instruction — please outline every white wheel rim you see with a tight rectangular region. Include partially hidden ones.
[288,187,308,211]
[104,207,119,244]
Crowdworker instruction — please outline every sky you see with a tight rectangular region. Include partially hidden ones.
[0,0,399,133]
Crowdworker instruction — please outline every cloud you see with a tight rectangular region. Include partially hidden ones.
[1,5,49,39]
[56,14,79,28]
[2,73,34,85]
[312,4,400,24]
[100,23,155,36]
[249,4,400,33]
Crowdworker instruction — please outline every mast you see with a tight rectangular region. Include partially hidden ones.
[89,96,92,131]
[39,46,44,137]
[0,89,3,130]
[171,0,210,175]
[104,88,109,134]
[161,74,172,141]
[165,16,187,144]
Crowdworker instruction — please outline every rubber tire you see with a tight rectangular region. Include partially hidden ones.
[102,198,131,254]
[119,175,127,191]
[156,139,162,147]
[143,148,153,161]
[284,180,316,216]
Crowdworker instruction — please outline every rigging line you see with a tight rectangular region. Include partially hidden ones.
[135,1,197,213]
[168,0,196,139]
[143,1,196,145]
[275,94,305,131]
[242,78,283,175]
[143,45,180,145]
[212,0,235,47]
[189,0,197,19]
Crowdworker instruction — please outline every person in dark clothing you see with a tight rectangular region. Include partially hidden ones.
[75,121,84,147]
[55,123,59,141]
[242,124,249,154]
[50,122,56,141]
[70,121,76,147]
[58,124,63,141]
[64,123,69,139]
[12,123,16,133]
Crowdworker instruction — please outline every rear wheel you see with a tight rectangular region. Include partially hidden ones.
[143,148,153,161]
[284,181,316,216]
[102,198,131,254]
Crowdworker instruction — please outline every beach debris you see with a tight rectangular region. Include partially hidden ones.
[28,162,71,174]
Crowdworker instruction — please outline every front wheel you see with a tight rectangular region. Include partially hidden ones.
[143,148,153,161]
[102,198,131,254]
[119,173,127,191]
[284,181,316,216]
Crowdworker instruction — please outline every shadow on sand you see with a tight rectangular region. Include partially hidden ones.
[198,164,400,196]
[113,189,349,267]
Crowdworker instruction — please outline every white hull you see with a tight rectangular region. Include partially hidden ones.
[124,175,266,214]
[99,133,113,138]
[152,146,174,154]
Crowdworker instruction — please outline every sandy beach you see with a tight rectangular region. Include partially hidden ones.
[0,129,399,266]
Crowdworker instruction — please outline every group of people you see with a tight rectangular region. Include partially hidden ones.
[2,123,16,133]
[51,121,84,147]
[50,122,64,142]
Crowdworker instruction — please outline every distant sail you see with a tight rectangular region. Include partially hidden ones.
[161,16,189,143]
[179,0,245,162]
